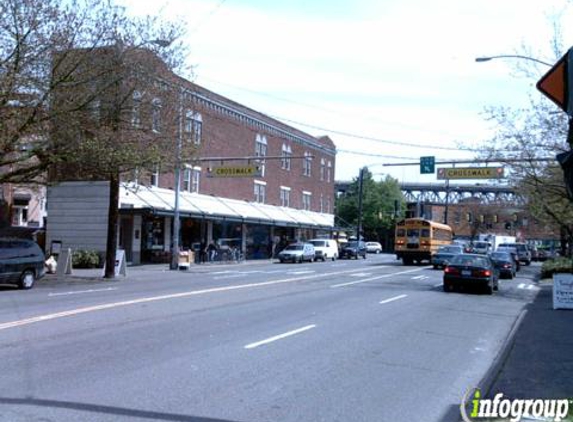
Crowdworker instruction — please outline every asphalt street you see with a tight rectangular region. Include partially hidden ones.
[0,254,541,422]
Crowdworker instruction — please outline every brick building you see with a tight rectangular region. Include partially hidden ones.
[46,48,337,264]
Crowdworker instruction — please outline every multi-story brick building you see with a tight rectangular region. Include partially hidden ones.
[46,48,337,264]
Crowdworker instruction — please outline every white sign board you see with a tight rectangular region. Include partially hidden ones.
[553,273,573,310]
[102,249,127,277]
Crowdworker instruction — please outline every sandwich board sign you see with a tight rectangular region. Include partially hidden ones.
[553,273,573,310]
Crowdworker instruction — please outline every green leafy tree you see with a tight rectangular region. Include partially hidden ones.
[478,13,573,256]
[1,0,190,277]
[336,169,404,246]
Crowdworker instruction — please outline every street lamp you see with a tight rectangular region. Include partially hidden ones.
[475,55,552,67]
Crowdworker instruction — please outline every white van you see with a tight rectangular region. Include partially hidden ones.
[308,239,339,261]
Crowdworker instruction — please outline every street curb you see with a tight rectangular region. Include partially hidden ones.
[479,306,529,397]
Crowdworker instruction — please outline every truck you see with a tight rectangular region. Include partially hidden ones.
[477,234,516,251]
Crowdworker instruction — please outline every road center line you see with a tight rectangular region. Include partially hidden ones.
[48,287,118,297]
[244,325,316,349]
[379,294,408,305]
[0,267,386,332]
[330,267,427,288]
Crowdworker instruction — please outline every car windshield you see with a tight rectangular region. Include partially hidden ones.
[285,245,304,251]
[309,241,325,247]
[450,255,489,267]
[491,252,511,260]
[438,246,462,253]
[346,241,358,247]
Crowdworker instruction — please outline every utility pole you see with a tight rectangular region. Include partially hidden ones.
[357,166,365,240]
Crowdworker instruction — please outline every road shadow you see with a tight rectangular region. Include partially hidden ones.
[0,397,243,422]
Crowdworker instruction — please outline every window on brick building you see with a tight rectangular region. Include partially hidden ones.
[150,166,160,187]
[132,91,142,128]
[152,98,162,132]
[280,186,291,207]
[302,191,312,211]
[303,152,312,177]
[281,144,292,170]
[254,181,266,203]
[183,166,201,193]
[320,158,326,181]
[255,134,267,177]
[326,197,331,214]
[327,161,332,182]
[185,111,202,145]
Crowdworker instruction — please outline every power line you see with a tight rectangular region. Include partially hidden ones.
[189,0,228,34]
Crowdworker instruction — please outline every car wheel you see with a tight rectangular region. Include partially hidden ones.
[19,269,36,290]
[484,282,493,295]
[443,282,453,292]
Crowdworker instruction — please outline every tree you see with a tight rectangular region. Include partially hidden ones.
[479,19,573,256]
[336,169,404,246]
[1,0,191,277]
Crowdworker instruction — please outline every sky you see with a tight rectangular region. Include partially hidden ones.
[119,0,573,183]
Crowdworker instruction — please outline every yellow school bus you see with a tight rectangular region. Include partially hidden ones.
[394,218,453,265]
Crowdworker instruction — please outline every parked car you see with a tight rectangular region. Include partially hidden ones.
[431,245,463,269]
[443,253,499,294]
[489,251,517,279]
[340,241,367,259]
[0,238,45,289]
[365,241,383,254]
[498,242,531,266]
[277,243,315,263]
[308,239,339,261]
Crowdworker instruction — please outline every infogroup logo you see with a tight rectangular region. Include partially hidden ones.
[460,388,571,422]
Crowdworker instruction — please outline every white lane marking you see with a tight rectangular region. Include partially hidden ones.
[48,287,118,297]
[211,271,232,275]
[330,267,428,288]
[434,283,443,288]
[411,275,426,280]
[244,325,316,349]
[288,271,316,275]
[0,267,383,332]
[379,294,408,305]
[350,273,371,277]
[213,274,244,280]
[518,283,526,289]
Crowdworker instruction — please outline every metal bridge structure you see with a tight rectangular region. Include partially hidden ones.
[399,183,521,205]
[336,181,522,205]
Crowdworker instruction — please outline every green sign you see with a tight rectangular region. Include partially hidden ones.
[420,156,435,174]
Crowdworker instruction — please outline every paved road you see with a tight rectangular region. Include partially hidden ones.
[0,255,541,422]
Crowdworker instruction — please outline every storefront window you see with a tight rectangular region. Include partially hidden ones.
[246,225,271,259]
[144,217,164,250]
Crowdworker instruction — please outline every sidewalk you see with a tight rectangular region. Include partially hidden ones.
[485,279,573,400]
[39,258,276,286]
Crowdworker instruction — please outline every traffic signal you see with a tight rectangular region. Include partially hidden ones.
[557,150,573,199]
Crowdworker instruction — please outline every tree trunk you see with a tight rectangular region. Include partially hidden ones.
[104,174,120,279]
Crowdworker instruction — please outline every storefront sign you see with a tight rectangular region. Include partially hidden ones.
[207,165,262,178]
[553,273,573,310]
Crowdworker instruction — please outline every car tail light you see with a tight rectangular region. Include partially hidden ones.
[475,269,491,277]
[444,266,460,275]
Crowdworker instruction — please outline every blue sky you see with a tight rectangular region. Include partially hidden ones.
[120,0,573,182]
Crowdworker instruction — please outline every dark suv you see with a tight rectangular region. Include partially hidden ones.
[0,239,45,289]
[340,241,367,259]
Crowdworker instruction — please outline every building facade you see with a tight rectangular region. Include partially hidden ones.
[46,48,337,264]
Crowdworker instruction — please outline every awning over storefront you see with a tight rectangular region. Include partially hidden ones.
[119,183,334,229]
